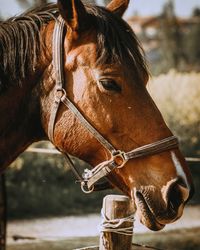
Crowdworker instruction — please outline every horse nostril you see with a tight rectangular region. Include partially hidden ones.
[176,177,194,202]
[168,184,182,210]
[176,177,187,188]
[167,178,190,210]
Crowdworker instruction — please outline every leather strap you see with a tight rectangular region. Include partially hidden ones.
[84,136,178,189]
[61,97,117,153]
[48,16,116,192]
[49,16,179,193]
[48,16,65,142]
[48,16,116,153]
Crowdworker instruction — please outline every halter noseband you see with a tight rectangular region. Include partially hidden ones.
[48,17,179,193]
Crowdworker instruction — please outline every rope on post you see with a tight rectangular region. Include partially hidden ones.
[99,195,135,250]
[99,209,135,236]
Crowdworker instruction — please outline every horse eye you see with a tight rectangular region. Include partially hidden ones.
[99,79,121,92]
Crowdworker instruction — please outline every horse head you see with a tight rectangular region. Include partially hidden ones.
[38,0,194,230]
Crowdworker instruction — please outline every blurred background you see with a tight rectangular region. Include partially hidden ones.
[0,0,200,249]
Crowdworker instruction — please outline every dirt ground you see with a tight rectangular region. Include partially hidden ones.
[7,227,200,250]
[7,205,200,250]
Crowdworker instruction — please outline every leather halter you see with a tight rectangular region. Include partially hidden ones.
[48,17,179,193]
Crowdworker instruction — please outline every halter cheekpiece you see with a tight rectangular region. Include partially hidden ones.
[48,16,179,193]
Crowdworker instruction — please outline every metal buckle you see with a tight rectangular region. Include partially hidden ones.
[82,168,93,180]
[112,150,127,168]
[81,181,94,194]
[55,87,66,103]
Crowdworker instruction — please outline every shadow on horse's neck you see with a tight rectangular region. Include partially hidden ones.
[0,18,55,171]
[0,75,46,171]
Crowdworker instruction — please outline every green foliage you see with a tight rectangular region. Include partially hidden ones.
[147,4,200,75]
[148,71,200,203]
[6,146,114,219]
[185,17,200,68]
[148,71,200,156]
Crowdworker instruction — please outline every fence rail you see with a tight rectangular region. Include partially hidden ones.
[185,157,200,163]
[0,147,198,249]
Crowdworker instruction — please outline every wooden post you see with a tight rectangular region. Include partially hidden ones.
[99,195,135,250]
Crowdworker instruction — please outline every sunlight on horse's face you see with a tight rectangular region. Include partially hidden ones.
[59,37,193,231]
[42,0,194,231]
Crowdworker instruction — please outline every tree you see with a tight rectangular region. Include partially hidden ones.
[185,8,200,69]
[96,0,110,6]
[159,0,187,71]
[17,0,48,9]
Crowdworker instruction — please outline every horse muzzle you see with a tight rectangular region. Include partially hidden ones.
[133,177,191,231]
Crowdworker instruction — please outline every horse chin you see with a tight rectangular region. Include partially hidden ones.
[134,191,166,231]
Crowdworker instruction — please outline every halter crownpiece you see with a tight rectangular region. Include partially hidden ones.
[48,16,179,193]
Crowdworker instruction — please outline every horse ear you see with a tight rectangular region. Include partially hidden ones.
[107,0,130,17]
[57,0,87,32]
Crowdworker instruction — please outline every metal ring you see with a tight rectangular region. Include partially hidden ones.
[55,88,66,102]
[112,150,127,169]
[81,182,94,194]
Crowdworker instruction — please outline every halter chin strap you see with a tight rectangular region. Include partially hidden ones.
[48,16,179,193]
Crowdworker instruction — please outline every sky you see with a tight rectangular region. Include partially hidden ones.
[0,0,200,19]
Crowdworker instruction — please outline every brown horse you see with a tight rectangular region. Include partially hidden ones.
[0,0,194,231]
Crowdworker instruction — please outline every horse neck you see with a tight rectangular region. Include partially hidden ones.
[0,17,57,171]
[0,82,44,170]
[0,70,47,171]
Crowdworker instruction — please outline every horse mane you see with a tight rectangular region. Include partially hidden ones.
[0,3,58,91]
[0,2,148,92]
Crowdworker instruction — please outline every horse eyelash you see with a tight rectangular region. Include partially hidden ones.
[99,79,122,93]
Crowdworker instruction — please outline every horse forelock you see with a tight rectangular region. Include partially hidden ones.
[86,5,149,81]
[0,2,148,92]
